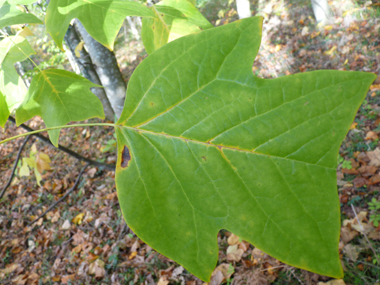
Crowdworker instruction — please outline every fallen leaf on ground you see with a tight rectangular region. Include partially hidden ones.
[343,244,362,261]
[61,219,71,230]
[61,274,76,284]
[227,234,240,245]
[368,148,380,166]
[88,259,105,278]
[72,213,85,225]
[226,244,244,262]
[318,280,345,285]
[341,226,359,243]
[0,263,19,276]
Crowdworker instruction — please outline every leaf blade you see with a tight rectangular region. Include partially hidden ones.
[115,17,376,281]
[141,0,213,54]
[16,69,105,146]
[45,0,154,50]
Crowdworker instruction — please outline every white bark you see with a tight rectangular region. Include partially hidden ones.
[311,0,332,24]
[75,20,127,118]
[64,24,115,120]
[236,0,251,19]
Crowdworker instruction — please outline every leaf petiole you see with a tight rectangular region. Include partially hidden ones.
[0,123,116,145]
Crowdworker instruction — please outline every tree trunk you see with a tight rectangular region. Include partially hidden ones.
[236,0,251,19]
[125,16,140,40]
[75,20,127,118]
[311,0,332,24]
[64,24,115,120]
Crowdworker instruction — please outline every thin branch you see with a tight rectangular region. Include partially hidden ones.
[29,163,90,226]
[7,117,115,171]
[0,135,31,200]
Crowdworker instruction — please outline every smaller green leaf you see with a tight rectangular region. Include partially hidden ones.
[0,90,9,127]
[16,69,105,147]
[141,0,213,54]
[0,35,35,112]
[0,1,43,29]
[8,0,38,4]
[45,0,154,50]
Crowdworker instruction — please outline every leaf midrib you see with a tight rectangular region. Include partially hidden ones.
[122,126,334,170]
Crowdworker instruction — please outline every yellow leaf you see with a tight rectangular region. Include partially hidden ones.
[72,213,85,225]
[74,41,85,57]
[18,27,34,37]
[31,143,37,154]
[129,251,137,259]
[19,158,30,177]
[324,46,337,56]
[344,59,348,65]
[34,168,42,186]
[350,122,358,130]
[310,31,320,39]
[324,25,333,30]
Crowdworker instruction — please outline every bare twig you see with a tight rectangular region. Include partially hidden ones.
[7,116,115,171]
[29,163,90,226]
[351,204,380,265]
[0,135,30,200]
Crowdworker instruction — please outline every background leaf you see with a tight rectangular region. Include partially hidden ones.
[141,0,213,54]
[0,90,9,127]
[45,0,154,51]
[115,17,376,281]
[0,1,43,28]
[16,69,105,147]
[0,35,34,113]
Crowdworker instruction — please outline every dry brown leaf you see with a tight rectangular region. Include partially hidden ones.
[226,245,244,262]
[343,244,362,261]
[358,165,377,176]
[368,148,380,166]
[209,263,234,285]
[318,280,345,285]
[88,259,105,278]
[35,152,51,173]
[227,233,240,246]
[0,263,19,275]
[87,167,97,177]
[157,276,169,285]
[369,174,380,185]
[61,274,76,284]
[61,219,71,230]
[353,177,368,188]
[368,231,380,240]
[365,131,379,141]
[341,226,359,243]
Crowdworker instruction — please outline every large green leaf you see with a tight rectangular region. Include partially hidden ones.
[0,35,34,113]
[141,0,213,54]
[115,17,376,281]
[16,69,105,147]
[45,0,154,51]
[0,1,43,28]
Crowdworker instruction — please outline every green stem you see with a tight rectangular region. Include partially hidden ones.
[0,123,116,145]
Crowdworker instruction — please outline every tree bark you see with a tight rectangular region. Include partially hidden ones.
[311,0,332,24]
[64,24,115,120]
[236,0,251,19]
[75,20,127,118]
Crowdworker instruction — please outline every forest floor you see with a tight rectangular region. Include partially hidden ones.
[1,0,380,285]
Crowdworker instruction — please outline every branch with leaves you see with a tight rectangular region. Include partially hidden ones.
[0,0,377,281]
